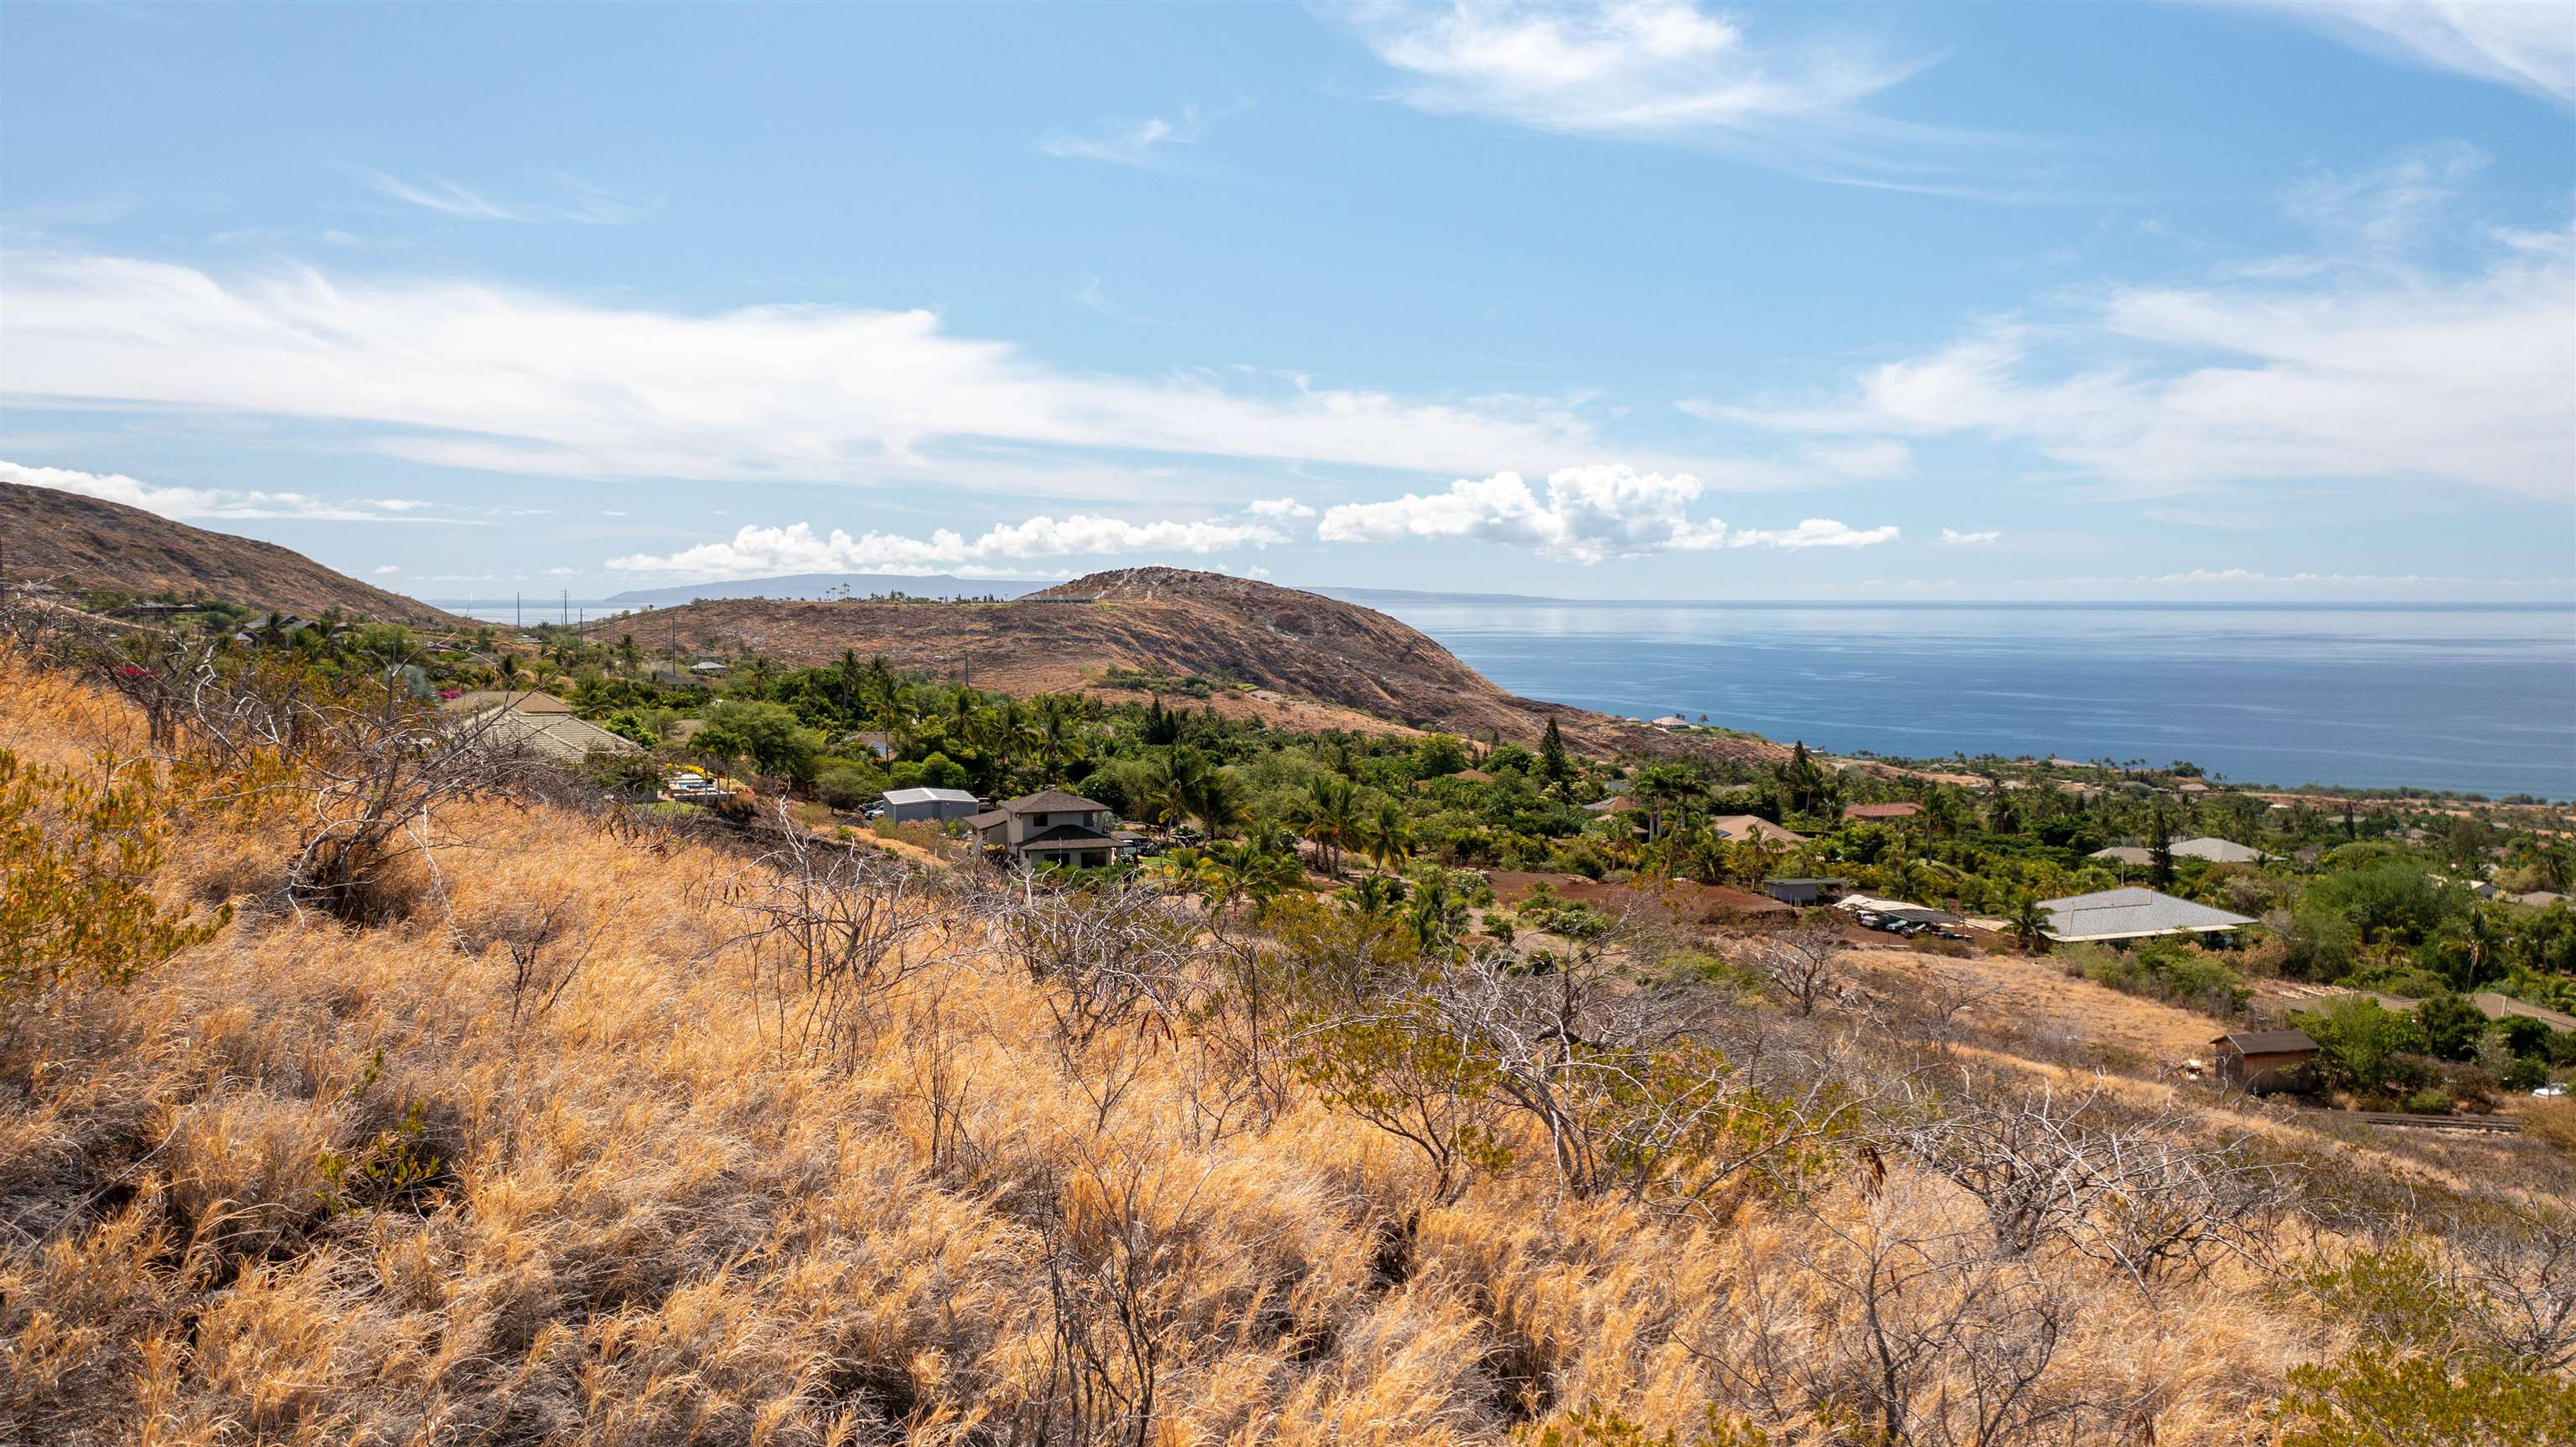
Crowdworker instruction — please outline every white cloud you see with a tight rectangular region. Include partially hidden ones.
[608,513,1285,582]
[1725,518,1899,549]
[1314,464,1897,562]
[2241,1,2576,102]
[0,252,1686,491]
[1246,496,1317,518]
[1338,0,2002,187]
[1040,106,1209,166]
[362,169,655,225]
[371,564,402,574]
[1804,438,1912,480]
[1717,201,2575,500]
[2,460,444,522]
[1318,464,1727,562]
[1940,527,2001,546]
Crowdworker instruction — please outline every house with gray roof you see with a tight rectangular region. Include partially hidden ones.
[971,789,1126,868]
[877,786,984,823]
[2038,887,2257,943]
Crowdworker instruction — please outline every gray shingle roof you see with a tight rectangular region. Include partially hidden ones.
[2171,837,2268,864]
[999,789,1109,815]
[2038,887,2256,941]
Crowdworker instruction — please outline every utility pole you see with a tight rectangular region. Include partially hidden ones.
[514,593,522,631]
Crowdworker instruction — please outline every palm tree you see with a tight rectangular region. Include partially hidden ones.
[1358,797,1411,872]
[1151,749,1210,832]
[1342,874,1406,918]
[1190,770,1244,842]
[1293,775,1362,875]
[1404,874,1467,957]
[2007,896,2051,953]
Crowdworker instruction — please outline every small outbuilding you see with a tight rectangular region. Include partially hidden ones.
[1762,876,1852,906]
[2210,1029,2317,1092]
[878,786,984,823]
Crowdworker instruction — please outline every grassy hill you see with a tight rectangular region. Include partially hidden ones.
[620,566,1781,765]
[0,481,463,626]
[6,636,2572,1443]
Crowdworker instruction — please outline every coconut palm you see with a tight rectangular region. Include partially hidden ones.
[1293,775,1362,875]
[1357,797,1411,872]
[2007,896,2051,953]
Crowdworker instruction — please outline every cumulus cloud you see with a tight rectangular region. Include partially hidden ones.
[1246,496,1317,518]
[1725,518,1900,549]
[1338,0,2012,188]
[608,513,1285,582]
[1940,527,2001,545]
[2240,1,2575,103]
[0,252,1677,492]
[2,460,443,522]
[1315,464,1896,563]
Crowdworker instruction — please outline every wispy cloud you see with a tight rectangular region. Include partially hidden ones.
[1314,464,1897,563]
[1336,0,2019,190]
[1039,105,1218,167]
[0,252,1753,493]
[1246,496,1317,519]
[361,169,657,225]
[1071,276,1174,325]
[1940,527,2001,545]
[608,512,1285,582]
[1711,153,2575,502]
[2,460,447,522]
[2238,0,2576,103]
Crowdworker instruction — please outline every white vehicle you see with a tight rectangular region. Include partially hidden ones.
[2533,1084,2569,1098]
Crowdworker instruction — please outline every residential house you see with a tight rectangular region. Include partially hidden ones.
[2470,992,2576,1035]
[1707,814,1807,844]
[442,688,639,764]
[878,786,984,824]
[1841,801,1922,822]
[2170,837,2269,864]
[2088,845,2155,867]
[969,789,1126,869]
[2210,1029,2317,1092]
[2037,887,2256,944]
[850,731,896,761]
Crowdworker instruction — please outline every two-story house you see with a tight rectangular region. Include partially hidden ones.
[969,789,1122,869]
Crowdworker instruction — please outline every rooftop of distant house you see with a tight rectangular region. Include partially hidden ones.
[1842,801,1922,821]
[2038,886,2256,942]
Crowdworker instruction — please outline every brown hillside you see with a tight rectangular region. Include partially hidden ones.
[625,567,1782,765]
[0,482,463,626]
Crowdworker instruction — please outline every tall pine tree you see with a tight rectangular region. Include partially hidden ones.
[1538,716,1573,801]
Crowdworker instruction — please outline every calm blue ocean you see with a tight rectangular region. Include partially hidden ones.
[1366,602,2576,800]
[438,595,2576,798]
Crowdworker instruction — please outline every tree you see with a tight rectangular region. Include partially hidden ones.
[1291,775,1362,875]
[1774,740,1828,817]
[2007,895,2052,954]
[694,700,823,782]
[2416,993,2490,1062]
[1538,716,1574,801]
[2296,997,2428,1097]
[2148,808,2176,890]
[1358,796,1412,873]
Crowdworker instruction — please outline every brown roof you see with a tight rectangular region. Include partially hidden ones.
[1842,801,1922,820]
[999,789,1109,815]
[2212,1029,2317,1056]
[1707,814,1806,843]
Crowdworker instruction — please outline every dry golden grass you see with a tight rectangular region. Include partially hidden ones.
[1,653,2365,1444]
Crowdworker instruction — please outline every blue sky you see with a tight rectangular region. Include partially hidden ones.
[3,1,2570,601]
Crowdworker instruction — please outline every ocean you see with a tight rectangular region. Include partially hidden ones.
[435,595,2576,799]
[1363,602,2576,800]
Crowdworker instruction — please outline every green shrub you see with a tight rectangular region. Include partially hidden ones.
[2402,1087,2453,1116]
[2,748,231,997]
[2274,1346,2576,1447]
